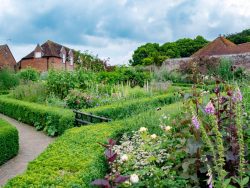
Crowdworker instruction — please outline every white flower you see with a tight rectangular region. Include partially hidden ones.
[164,126,171,132]
[130,174,139,183]
[121,154,128,162]
[124,180,131,185]
[139,127,148,132]
[150,134,157,139]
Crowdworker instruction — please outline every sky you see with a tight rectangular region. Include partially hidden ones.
[0,0,250,65]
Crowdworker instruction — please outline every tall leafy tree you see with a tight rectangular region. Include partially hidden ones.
[225,29,250,44]
[130,36,208,66]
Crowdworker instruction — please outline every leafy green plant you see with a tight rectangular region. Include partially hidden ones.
[4,102,183,187]
[0,68,19,91]
[0,118,19,165]
[10,81,47,103]
[65,89,96,109]
[17,68,39,83]
[0,96,74,136]
[46,69,95,99]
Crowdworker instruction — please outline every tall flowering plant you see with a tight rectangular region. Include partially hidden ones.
[190,82,249,188]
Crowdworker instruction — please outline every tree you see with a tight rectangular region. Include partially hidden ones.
[130,36,208,66]
[129,43,160,66]
[225,29,250,44]
[74,50,111,72]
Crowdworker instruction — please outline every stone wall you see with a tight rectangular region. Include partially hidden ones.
[161,53,250,72]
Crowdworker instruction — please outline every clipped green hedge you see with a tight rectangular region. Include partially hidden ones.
[0,118,19,165]
[4,102,182,187]
[0,96,74,136]
[84,89,184,120]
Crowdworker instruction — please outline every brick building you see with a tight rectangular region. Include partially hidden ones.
[0,44,16,70]
[18,40,74,72]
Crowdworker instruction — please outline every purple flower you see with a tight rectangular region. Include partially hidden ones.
[192,115,200,130]
[232,88,243,102]
[205,101,215,115]
[208,183,213,188]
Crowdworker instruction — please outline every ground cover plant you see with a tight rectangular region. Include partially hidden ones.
[0,118,19,165]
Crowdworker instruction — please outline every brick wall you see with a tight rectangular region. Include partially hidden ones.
[19,57,74,72]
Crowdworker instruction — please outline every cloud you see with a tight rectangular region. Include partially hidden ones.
[1,0,250,65]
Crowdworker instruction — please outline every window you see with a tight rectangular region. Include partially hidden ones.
[35,52,41,58]
[62,54,66,63]
[70,56,73,65]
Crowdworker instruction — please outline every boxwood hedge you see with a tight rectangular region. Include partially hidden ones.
[4,102,182,187]
[0,87,185,136]
[0,118,19,165]
[84,88,186,120]
[0,96,74,136]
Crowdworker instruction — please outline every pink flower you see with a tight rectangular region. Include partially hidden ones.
[192,115,200,130]
[205,101,215,115]
[232,88,243,102]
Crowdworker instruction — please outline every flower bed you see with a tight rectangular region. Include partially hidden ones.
[4,102,183,187]
[0,118,19,165]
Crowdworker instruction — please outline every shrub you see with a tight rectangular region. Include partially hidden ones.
[0,68,19,91]
[97,67,151,87]
[217,58,234,81]
[107,129,188,187]
[46,69,95,99]
[17,68,39,83]
[45,93,66,108]
[65,89,96,109]
[4,102,182,187]
[0,118,19,165]
[10,81,47,103]
[0,96,74,136]
[84,88,185,120]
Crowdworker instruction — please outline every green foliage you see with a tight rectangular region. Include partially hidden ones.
[0,68,19,91]
[65,89,96,109]
[225,29,250,44]
[74,50,110,72]
[17,68,39,83]
[0,96,74,136]
[97,67,151,87]
[85,87,184,120]
[46,69,95,99]
[4,102,182,187]
[10,81,47,103]
[217,58,234,81]
[0,118,19,165]
[130,36,208,66]
[111,130,188,187]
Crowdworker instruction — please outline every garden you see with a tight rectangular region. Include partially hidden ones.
[0,57,249,187]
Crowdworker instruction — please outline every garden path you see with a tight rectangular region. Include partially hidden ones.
[0,114,54,186]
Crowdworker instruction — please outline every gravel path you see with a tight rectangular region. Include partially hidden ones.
[0,114,54,186]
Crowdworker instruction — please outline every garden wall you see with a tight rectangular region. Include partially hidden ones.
[0,118,19,165]
[160,53,250,71]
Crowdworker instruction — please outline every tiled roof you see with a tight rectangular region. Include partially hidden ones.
[237,42,250,53]
[191,36,250,58]
[0,44,16,69]
[191,37,239,57]
[22,40,72,59]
